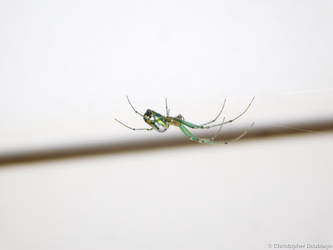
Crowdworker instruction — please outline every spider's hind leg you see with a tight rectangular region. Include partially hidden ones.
[165,98,170,117]
[126,96,144,117]
[115,118,153,131]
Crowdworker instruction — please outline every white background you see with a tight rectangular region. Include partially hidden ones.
[0,0,332,249]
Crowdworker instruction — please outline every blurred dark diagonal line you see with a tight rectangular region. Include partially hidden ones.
[0,118,332,167]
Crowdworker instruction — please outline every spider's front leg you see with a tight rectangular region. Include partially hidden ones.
[183,96,255,129]
[177,116,227,144]
[178,122,254,144]
[178,124,227,144]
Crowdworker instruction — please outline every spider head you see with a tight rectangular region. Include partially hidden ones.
[143,109,169,132]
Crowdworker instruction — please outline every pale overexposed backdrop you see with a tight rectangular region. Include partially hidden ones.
[0,0,332,249]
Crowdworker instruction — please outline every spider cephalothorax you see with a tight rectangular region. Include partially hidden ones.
[115,96,254,144]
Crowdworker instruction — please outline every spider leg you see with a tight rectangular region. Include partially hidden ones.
[126,96,144,117]
[228,122,255,143]
[206,96,255,129]
[210,116,226,140]
[179,124,221,144]
[200,98,226,126]
[165,98,170,116]
[179,122,254,144]
[115,118,153,131]
[179,96,255,129]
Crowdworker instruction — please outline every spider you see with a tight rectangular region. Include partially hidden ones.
[115,96,255,144]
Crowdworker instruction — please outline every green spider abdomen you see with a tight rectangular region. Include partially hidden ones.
[143,109,169,132]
